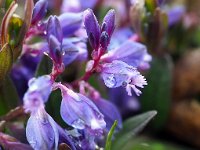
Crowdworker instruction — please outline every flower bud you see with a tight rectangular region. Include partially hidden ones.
[32,0,48,25]
[102,9,115,37]
[83,9,100,50]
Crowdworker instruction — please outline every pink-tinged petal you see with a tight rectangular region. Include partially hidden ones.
[83,9,100,50]
[132,73,147,88]
[101,60,147,96]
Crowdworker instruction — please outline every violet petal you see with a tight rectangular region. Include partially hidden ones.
[102,9,115,37]
[83,9,100,50]
[32,0,48,25]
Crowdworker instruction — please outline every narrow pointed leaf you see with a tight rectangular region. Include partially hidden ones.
[112,111,157,150]
[105,120,118,150]
[0,76,20,115]
[140,56,172,130]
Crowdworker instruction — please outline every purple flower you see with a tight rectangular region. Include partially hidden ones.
[109,27,133,50]
[23,75,53,112]
[31,0,48,25]
[83,9,101,50]
[45,15,87,67]
[47,16,63,65]
[61,0,98,13]
[92,98,122,130]
[102,9,115,38]
[47,16,63,43]
[55,84,106,130]
[157,0,165,5]
[101,40,152,69]
[101,60,147,96]
[83,9,115,51]
[58,12,83,37]
[62,38,88,65]
[109,87,140,116]
[26,107,59,150]
[167,5,185,26]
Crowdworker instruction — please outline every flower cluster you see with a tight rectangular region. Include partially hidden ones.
[83,9,148,96]
[21,0,151,149]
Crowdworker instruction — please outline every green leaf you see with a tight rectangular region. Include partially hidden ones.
[140,56,172,130]
[35,55,53,77]
[5,0,13,10]
[0,44,13,83]
[112,111,157,150]
[8,15,23,48]
[105,120,118,150]
[0,76,20,115]
[121,136,191,150]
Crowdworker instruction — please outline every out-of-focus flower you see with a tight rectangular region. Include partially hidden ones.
[0,133,33,150]
[102,0,129,26]
[109,27,133,49]
[61,0,98,13]
[157,0,165,6]
[101,60,147,96]
[109,87,140,116]
[11,54,40,98]
[167,5,186,26]
[58,12,83,37]
[92,98,122,130]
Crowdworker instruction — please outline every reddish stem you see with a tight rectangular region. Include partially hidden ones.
[81,49,105,81]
